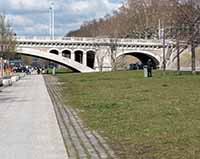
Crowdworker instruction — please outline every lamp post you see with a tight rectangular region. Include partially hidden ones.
[49,1,55,40]
[158,19,161,40]
[176,36,180,74]
[162,23,166,74]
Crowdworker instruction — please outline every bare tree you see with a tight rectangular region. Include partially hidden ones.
[93,43,108,72]
[0,13,16,59]
[0,12,16,77]
[109,39,117,71]
[66,0,200,74]
[175,0,200,74]
[67,0,177,39]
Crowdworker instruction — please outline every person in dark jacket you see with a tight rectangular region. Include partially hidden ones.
[147,59,153,77]
[37,67,41,74]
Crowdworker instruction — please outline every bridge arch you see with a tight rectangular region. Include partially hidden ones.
[61,49,71,59]
[49,48,60,55]
[86,50,96,68]
[16,48,95,73]
[73,49,85,53]
[117,50,160,68]
[86,49,96,53]
[86,50,95,69]
[74,50,83,64]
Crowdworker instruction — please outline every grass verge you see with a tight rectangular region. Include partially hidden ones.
[47,68,73,74]
[57,70,200,159]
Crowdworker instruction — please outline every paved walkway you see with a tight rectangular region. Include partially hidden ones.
[0,75,68,159]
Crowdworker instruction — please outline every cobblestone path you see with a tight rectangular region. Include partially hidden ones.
[44,75,117,159]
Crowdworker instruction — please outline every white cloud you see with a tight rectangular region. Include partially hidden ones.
[16,23,49,36]
[25,24,49,33]
[0,0,123,36]
[8,15,34,26]
[8,0,49,11]
[69,0,121,16]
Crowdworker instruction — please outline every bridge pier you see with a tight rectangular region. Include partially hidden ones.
[59,52,62,57]
[83,52,87,66]
[71,52,75,61]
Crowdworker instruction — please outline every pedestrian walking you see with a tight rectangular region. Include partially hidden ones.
[37,67,41,74]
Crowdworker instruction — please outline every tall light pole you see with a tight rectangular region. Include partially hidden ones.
[158,19,161,40]
[49,3,52,38]
[162,22,166,74]
[49,1,55,40]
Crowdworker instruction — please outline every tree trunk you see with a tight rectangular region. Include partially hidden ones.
[191,41,196,74]
[176,38,180,74]
[162,28,166,74]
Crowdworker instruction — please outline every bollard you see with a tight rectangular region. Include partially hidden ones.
[2,79,12,86]
[52,67,56,76]
[11,76,20,82]
[143,65,148,78]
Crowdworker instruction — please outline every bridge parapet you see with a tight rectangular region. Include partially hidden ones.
[16,36,174,46]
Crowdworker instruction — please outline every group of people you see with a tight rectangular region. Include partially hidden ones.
[36,67,48,75]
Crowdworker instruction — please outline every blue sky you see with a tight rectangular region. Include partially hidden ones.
[0,0,123,36]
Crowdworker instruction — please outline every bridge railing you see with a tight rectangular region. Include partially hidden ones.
[16,36,170,44]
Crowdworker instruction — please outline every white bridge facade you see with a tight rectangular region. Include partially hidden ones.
[16,36,178,72]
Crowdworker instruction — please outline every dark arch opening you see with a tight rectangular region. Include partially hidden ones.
[49,49,59,55]
[75,50,83,64]
[62,50,71,59]
[128,53,159,68]
[87,51,95,69]
[118,52,159,69]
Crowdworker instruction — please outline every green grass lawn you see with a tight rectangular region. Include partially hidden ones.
[47,68,73,74]
[57,70,200,159]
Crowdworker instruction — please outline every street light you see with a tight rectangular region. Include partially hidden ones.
[49,1,55,40]
[161,23,166,74]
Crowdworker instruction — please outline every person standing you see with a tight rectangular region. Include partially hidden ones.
[147,59,153,77]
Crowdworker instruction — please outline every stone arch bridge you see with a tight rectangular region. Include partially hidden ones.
[16,36,179,72]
